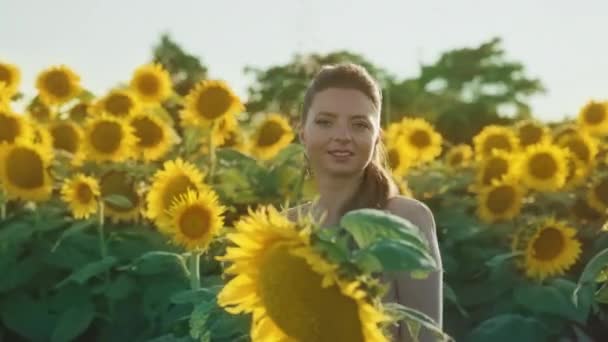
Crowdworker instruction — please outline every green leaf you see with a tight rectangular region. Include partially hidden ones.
[484,251,523,268]
[0,254,39,292]
[514,279,589,323]
[340,208,429,250]
[0,292,56,341]
[573,247,608,307]
[103,194,133,209]
[51,299,95,342]
[465,314,549,342]
[171,288,216,304]
[0,221,35,248]
[354,239,437,273]
[105,274,136,300]
[56,256,117,287]
[123,251,188,275]
[143,279,186,319]
[190,300,214,341]
[384,303,452,342]
[52,219,96,251]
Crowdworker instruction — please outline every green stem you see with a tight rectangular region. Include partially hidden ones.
[98,201,107,258]
[189,252,201,290]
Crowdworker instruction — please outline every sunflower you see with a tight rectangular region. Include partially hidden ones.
[211,113,238,146]
[556,132,599,166]
[30,124,54,154]
[578,100,608,136]
[475,150,520,187]
[520,143,569,192]
[512,217,581,281]
[0,61,21,95]
[130,63,172,103]
[94,89,141,119]
[515,120,550,147]
[0,83,10,109]
[385,141,411,177]
[180,80,244,126]
[146,158,209,229]
[82,115,136,162]
[68,102,91,122]
[399,118,442,164]
[164,189,225,251]
[27,99,55,124]
[249,113,294,160]
[35,65,81,106]
[477,178,525,223]
[60,173,100,219]
[129,112,173,161]
[587,175,608,214]
[217,206,388,342]
[473,125,520,160]
[445,144,473,169]
[0,141,53,201]
[100,171,141,223]
[552,124,578,143]
[0,108,32,145]
[49,121,84,156]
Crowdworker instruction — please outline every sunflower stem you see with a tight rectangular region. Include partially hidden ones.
[97,201,107,258]
[189,252,201,290]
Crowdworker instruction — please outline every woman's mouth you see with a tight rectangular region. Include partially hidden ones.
[327,150,354,160]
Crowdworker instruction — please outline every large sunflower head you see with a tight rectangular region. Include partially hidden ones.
[129,111,174,161]
[475,149,520,187]
[35,65,81,106]
[0,108,33,145]
[445,144,473,169]
[82,115,136,162]
[130,63,172,103]
[60,173,100,219]
[587,175,608,214]
[578,100,608,136]
[515,120,550,147]
[146,158,209,229]
[49,120,85,163]
[217,206,388,342]
[520,143,569,192]
[181,80,244,126]
[385,141,412,178]
[556,132,599,166]
[512,217,581,281]
[100,171,141,223]
[164,189,225,251]
[27,99,56,124]
[473,125,520,160]
[94,89,141,119]
[477,177,525,223]
[0,141,53,201]
[0,61,21,95]
[399,118,442,164]
[249,113,295,160]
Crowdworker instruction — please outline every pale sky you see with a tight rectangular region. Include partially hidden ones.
[2,0,607,122]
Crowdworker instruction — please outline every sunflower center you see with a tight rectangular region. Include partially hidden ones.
[487,185,516,214]
[594,177,608,206]
[196,86,232,120]
[51,124,79,153]
[584,103,606,125]
[90,121,122,153]
[44,70,72,97]
[388,148,400,170]
[410,130,431,148]
[482,158,509,186]
[137,73,160,96]
[105,94,133,117]
[162,175,198,210]
[132,116,163,147]
[0,112,19,143]
[0,66,11,84]
[6,147,45,189]
[564,138,591,164]
[533,227,565,261]
[100,171,138,212]
[76,183,94,204]
[178,205,211,239]
[257,121,285,147]
[483,134,512,156]
[529,152,557,179]
[519,124,543,146]
[258,243,364,342]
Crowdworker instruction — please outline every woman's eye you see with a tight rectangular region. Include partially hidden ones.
[354,122,370,129]
[315,120,331,127]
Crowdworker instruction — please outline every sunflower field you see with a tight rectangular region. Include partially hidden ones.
[1,43,608,342]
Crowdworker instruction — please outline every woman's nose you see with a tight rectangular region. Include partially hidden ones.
[332,124,352,142]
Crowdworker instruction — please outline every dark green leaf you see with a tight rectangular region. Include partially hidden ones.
[171,288,216,304]
[52,219,96,251]
[465,314,549,342]
[484,251,522,268]
[51,299,95,342]
[190,300,214,340]
[105,274,136,300]
[574,247,608,306]
[57,256,117,287]
[0,292,56,341]
[103,194,133,209]
[0,254,39,292]
[123,251,188,275]
[514,279,589,323]
[143,279,186,319]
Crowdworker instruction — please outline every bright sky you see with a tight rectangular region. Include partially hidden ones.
[2,0,607,122]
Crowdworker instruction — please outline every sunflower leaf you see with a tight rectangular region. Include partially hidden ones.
[354,239,437,273]
[50,299,95,342]
[171,288,216,304]
[56,256,117,288]
[384,302,453,342]
[573,247,608,306]
[465,314,549,342]
[103,194,133,209]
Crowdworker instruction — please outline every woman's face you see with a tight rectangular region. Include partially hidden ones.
[300,88,380,178]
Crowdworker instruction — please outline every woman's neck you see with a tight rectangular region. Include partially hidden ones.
[312,171,363,226]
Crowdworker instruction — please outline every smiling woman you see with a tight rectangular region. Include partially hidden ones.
[289,63,443,341]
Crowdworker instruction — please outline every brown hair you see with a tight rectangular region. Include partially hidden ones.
[301,63,398,216]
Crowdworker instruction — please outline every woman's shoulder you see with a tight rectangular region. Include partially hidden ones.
[385,195,436,235]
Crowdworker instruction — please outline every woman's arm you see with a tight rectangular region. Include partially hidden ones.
[386,197,443,342]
